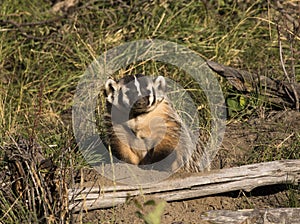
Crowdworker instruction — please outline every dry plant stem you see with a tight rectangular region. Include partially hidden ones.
[31,166,51,219]
[276,132,294,149]
[0,14,65,40]
[4,134,58,223]
[0,19,48,40]
[277,26,299,110]
[289,39,299,110]
[10,136,43,207]
[32,82,44,143]
[1,192,24,220]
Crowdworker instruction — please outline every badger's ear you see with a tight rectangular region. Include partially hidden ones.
[105,79,118,103]
[154,76,166,100]
[154,76,166,92]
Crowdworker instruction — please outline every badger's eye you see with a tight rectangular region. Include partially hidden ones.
[140,87,151,96]
[144,89,151,96]
[126,90,137,99]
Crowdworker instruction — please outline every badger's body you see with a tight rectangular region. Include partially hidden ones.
[103,74,198,171]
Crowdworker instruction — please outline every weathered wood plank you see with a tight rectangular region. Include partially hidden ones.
[69,160,300,212]
[201,208,300,224]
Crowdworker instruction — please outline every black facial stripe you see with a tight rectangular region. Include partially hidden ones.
[126,86,139,106]
[118,91,126,108]
[141,85,151,96]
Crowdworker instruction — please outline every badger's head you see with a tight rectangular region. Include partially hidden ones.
[104,74,166,118]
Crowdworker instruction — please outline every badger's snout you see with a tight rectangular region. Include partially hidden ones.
[133,95,150,109]
[129,96,151,118]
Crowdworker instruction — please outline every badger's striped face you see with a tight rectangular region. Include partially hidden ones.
[105,74,166,117]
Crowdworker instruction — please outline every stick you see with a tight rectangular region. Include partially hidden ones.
[201,208,300,224]
[68,159,300,212]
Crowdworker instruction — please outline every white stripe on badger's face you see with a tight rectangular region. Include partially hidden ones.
[134,75,142,96]
[121,86,130,107]
[147,82,154,106]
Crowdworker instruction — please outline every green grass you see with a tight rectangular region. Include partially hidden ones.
[0,0,299,223]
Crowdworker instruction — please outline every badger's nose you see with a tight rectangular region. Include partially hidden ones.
[133,95,149,109]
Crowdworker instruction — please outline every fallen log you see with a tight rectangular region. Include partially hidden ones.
[68,159,300,212]
[201,208,300,224]
[207,61,300,109]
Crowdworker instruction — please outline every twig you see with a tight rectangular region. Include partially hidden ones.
[277,26,299,110]
[0,14,66,40]
[1,191,24,220]
[0,16,63,27]
[278,26,290,83]
[276,132,294,149]
[289,36,299,110]
[0,19,49,40]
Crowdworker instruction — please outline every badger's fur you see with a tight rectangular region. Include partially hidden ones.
[103,74,200,172]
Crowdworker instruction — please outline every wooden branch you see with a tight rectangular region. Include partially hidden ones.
[206,61,300,108]
[68,160,300,212]
[201,208,300,224]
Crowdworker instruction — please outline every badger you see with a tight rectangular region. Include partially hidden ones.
[103,74,205,172]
